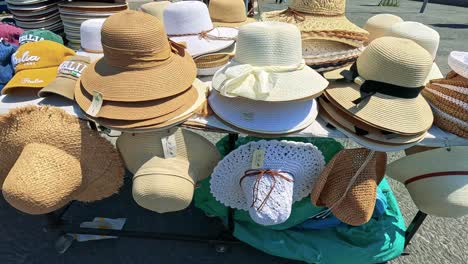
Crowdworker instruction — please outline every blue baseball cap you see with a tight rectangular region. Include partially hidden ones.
[0,40,17,91]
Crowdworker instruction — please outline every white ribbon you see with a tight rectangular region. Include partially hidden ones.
[218,60,306,100]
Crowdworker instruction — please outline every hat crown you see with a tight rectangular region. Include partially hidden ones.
[290,0,346,15]
[363,14,403,42]
[80,18,106,53]
[12,41,75,72]
[140,1,170,20]
[357,37,433,88]
[209,0,247,23]
[164,1,214,35]
[234,22,303,66]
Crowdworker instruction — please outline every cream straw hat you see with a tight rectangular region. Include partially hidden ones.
[164,1,238,57]
[363,14,403,43]
[448,51,468,79]
[75,18,105,62]
[194,44,235,76]
[387,147,468,218]
[325,37,434,135]
[212,22,328,102]
[139,1,170,21]
[210,140,325,226]
[209,0,255,28]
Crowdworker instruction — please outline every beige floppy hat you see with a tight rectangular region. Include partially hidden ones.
[116,128,221,213]
[387,147,468,218]
[325,37,434,135]
[363,14,403,43]
[139,1,170,21]
[209,0,255,28]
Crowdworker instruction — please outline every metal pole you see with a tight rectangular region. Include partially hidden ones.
[420,0,429,13]
[404,210,428,248]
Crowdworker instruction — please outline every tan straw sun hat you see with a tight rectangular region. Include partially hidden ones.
[325,37,434,135]
[387,147,468,218]
[311,148,387,226]
[363,14,403,43]
[139,1,170,21]
[209,0,255,28]
[0,106,124,215]
[116,128,221,213]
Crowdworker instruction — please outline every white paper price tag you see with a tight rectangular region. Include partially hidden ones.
[251,149,265,169]
[86,91,103,117]
[161,134,177,158]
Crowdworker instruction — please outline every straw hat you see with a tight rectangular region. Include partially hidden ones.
[261,0,368,41]
[387,147,468,218]
[75,18,105,62]
[363,14,403,43]
[302,39,363,65]
[210,140,325,226]
[164,1,238,57]
[79,10,196,102]
[117,128,221,213]
[430,105,468,138]
[140,1,170,21]
[448,51,468,79]
[0,106,124,215]
[209,0,255,28]
[209,90,318,135]
[194,44,235,76]
[311,148,387,226]
[325,37,434,135]
[212,22,328,102]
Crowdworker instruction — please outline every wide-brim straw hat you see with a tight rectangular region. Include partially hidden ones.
[422,85,467,122]
[0,106,124,215]
[210,139,325,225]
[387,146,468,218]
[209,0,255,28]
[430,103,468,138]
[363,14,403,43]
[302,39,364,65]
[448,51,468,79]
[311,148,387,226]
[209,90,318,135]
[194,44,235,76]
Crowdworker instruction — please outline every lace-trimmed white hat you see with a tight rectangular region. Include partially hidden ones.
[210,140,325,226]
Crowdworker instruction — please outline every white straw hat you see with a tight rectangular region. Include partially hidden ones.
[210,140,325,226]
[209,90,318,135]
[387,147,468,218]
[212,21,328,102]
[75,18,105,62]
[139,1,170,21]
[448,51,468,79]
[163,1,238,57]
[363,14,403,43]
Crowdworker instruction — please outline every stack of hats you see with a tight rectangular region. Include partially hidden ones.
[320,37,434,152]
[422,51,468,138]
[209,21,328,135]
[0,22,23,45]
[75,11,208,132]
[363,14,403,43]
[6,0,64,34]
[261,0,368,73]
[58,1,127,50]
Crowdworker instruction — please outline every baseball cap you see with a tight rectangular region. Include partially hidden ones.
[39,55,90,100]
[19,29,64,46]
[0,22,23,46]
[0,41,18,91]
[2,40,76,94]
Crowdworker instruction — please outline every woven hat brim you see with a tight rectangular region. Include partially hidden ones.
[169,27,238,57]
[2,66,58,95]
[80,51,196,102]
[212,60,328,102]
[302,34,365,48]
[209,90,319,134]
[325,81,434,135]
[422,89,468,122]
[76,50,103,62]
[212,17,256,28]
[430,103,468,138]
[38,76,76,100]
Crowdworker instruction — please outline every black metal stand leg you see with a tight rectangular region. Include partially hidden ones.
[404,210,428,249]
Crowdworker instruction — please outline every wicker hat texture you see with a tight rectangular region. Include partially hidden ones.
[2,40,76,94]
[0,106,124,215]
[38,55,90,100]
[117,128,221,213]
[448,51,468,79]
[164,1,238,57]
[75,18,105,62]
[210,140,325,226]
[311,148,387,226]
[302,39,363,66]
[140,1,170,21]
[325,37,434,135]
[19,29,63,45]
[363,14,403,43]
[194,44,235,76]
[0,22,23,46]
[387,147,468,218]
[209,0,255,28]
[212,22,328,102]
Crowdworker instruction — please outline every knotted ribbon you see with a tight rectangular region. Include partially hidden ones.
[218,60,306,100]
[169,28,237,42]
[240,169,294,212]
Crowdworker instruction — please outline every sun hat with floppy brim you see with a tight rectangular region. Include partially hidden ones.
[422,87,468,122]
[210,139,325,226]
[325,37,434,135]
[194,44,235,76]
[0,106,124,215]
[209,0,256,28]
[387,146,468,218]
[430,103,468,138]
[363,14,403,43]
[212,22,328,102]
[311,148,387,226]
[448,51,468,79]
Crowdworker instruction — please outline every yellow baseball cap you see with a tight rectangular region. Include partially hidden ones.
[2,40,75,94]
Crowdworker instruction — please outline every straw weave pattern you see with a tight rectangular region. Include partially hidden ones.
[290,0,346,15]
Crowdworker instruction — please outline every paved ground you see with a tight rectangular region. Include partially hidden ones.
[0,0,467,263]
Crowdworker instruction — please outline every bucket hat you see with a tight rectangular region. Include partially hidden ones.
[139,1,170,21]
[164,1,238,57]
[448,51,468,79]
[75,18,105,61]
[0,106,125,215]
[38,55,90,100]
[79,10,196,102]
[209,0,255,28]
[0,22,23,45]
[117,128,221,213]
[363,14,403,43]
[311,148,386,226]
[19,29,63,45]
[2,40,75,94]
[387,147,468,218]
[212,22,328,102]
[0,41,18,91]
[210,140,325,226]
[325,37,434,135]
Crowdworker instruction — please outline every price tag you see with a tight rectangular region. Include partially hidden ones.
[251,149,265,169]
[161,134,177,158]
[86,91,103,117]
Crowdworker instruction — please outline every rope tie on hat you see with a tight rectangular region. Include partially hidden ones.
[341,63,424,105]
[168,28,237,42]
[239,169,294,212]
[279,7,306,22]
[218,59,306,99]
